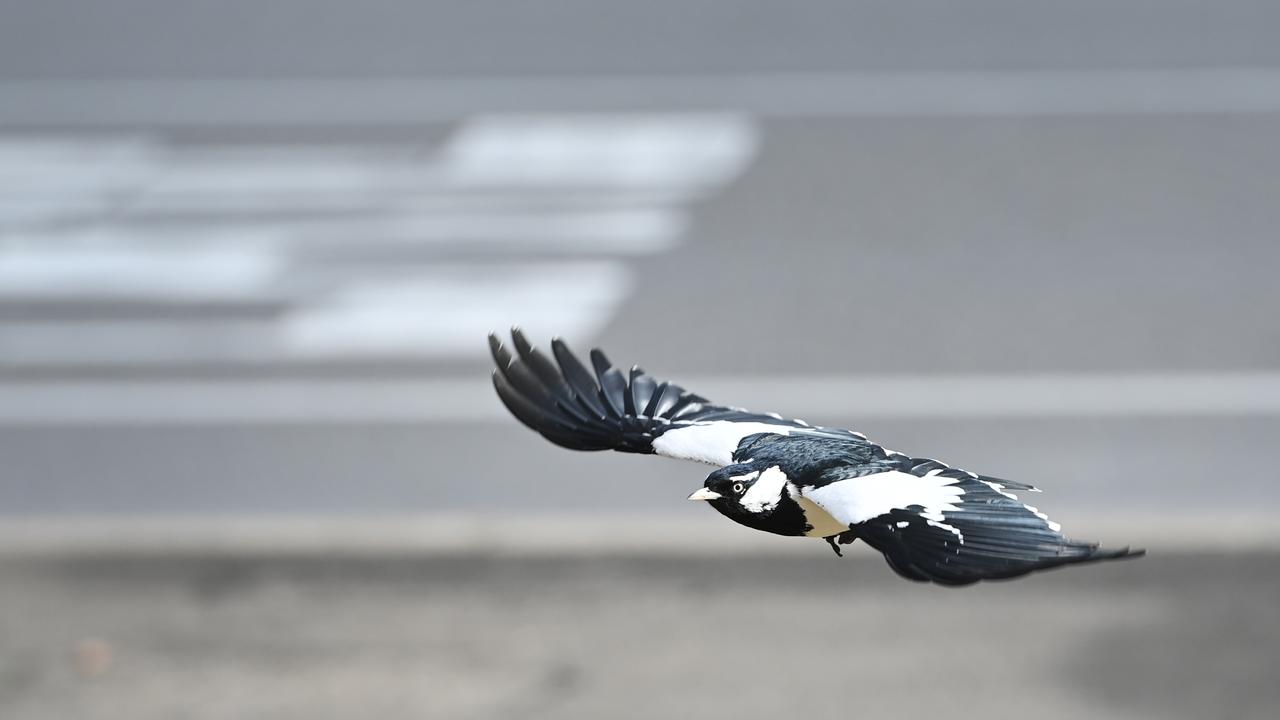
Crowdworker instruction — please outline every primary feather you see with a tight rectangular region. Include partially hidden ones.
[490,327,857,464]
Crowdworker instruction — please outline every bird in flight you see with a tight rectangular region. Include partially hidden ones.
[489,328,1142,586]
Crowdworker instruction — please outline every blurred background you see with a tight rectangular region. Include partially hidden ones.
[1,1,1279,718]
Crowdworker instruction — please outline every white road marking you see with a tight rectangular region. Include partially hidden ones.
[0,512,1274,555]
[280,261,632,358]
[2,209,685,255]
[0,260,634,363]
[1,372,1280,424]
[0,116,753,364]
[686,374,1280,419]
[0,247,282,300]
[443,114,758,189]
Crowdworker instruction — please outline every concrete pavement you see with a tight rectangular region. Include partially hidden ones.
[1,546,1275,720]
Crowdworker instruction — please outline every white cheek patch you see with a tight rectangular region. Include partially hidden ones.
[739,465,789,513]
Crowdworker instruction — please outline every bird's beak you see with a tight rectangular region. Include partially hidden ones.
[687,487,722,501]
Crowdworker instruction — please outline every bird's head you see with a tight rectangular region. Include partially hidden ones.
[688,462,798,532]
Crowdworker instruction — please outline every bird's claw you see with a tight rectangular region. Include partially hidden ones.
[826,536,843,557]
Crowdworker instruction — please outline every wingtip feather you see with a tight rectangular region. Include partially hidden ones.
[510,326,532,352]
[589,348,613,377]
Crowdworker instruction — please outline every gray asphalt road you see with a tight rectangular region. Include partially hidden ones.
[3,416,1277,521]
[6,0,1280,77]
[2,115,1278,517]
[2,2,1279,522]
[3,6,1279,720]
[1,549,1275,720]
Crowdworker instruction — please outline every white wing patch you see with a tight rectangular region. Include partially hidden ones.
[650,421,795,465]
[802,470,966,528]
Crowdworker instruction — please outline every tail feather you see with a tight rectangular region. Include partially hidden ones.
[839,470,1145,586]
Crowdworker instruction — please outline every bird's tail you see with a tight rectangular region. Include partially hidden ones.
[841,468,1146,586]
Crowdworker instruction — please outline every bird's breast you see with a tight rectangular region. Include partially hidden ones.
[796,495,851,538]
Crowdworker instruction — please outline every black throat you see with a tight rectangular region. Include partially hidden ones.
[708,493,811,537]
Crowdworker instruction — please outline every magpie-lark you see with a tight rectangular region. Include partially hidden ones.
[490,328,1143,586]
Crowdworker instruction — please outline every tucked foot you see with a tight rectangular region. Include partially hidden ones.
[825,536,844,557]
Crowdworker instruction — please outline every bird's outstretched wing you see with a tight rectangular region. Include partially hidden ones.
[806,457,1143,586]
[489,328,861,466]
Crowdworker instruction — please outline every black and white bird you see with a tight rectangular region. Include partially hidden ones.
[489,328,1142,586]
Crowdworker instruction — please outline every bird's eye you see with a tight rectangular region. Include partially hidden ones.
[732,482,745,494]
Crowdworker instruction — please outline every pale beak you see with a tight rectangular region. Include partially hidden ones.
[687,487,722,501]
